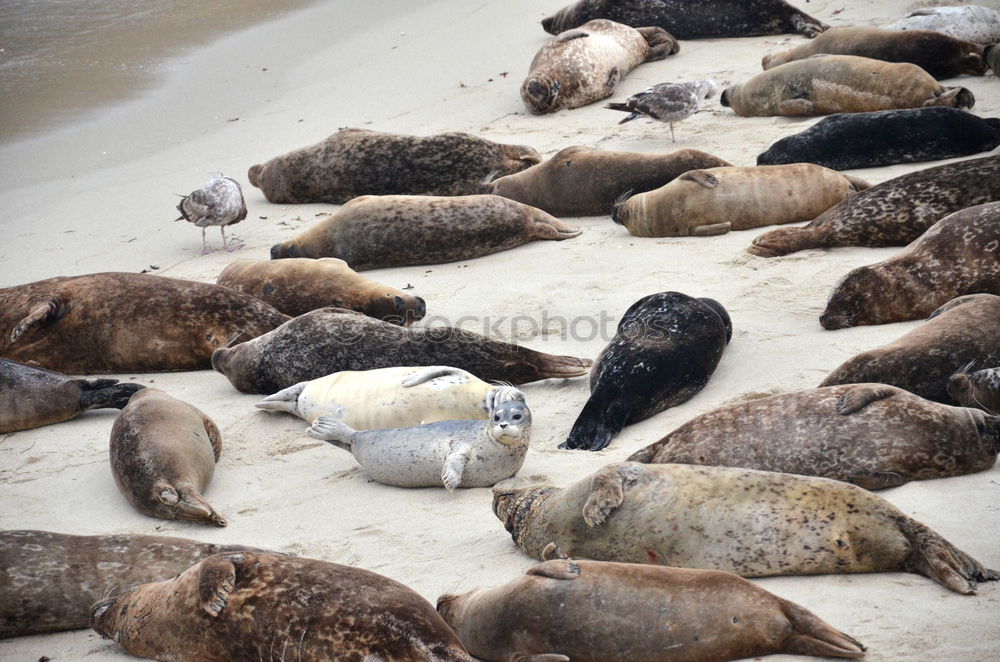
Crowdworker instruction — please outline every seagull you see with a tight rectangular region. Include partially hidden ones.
[175,173,248,253]
[606,79,719,142]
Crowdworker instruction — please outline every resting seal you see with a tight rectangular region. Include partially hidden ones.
[493,462,999,593]
[887,5,1000,45]
[248,128,541,204]
[949,366,1000,412]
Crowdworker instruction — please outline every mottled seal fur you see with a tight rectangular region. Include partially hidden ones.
[248,128,541,204]
[110,388,227,527]
[493,462,999,593]
[949,366,1000,412]
[820,294,1000,405]
[887,5,1000,45]
[212,308,592,394]
[0,272,289,373]
[748,155,1000,257]
[628,383,999,489]
[820,202,1000,329]
[91,552,475,662]
[268,194,581,269]
[561,292,732,451]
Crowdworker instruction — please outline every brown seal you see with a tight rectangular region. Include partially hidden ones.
[820,202,1000,329]
[110,388,227,527]
[268,194,581,269]
[91,551,476,662]
[0,530,265,639]
[628,383,999,489]
[484,145,731,217]
[437,559,865,661]
[720,55,975,117]
[522,19,678,114]
[611,164,870,237]
[247,128,541,204]
[212,308,592,394]
[493,462,999,593]
[0,272,289,374]
[216,258,426,325]
[820,294,1000,405]
[949,366,1000,412]
[748,155,1000,257]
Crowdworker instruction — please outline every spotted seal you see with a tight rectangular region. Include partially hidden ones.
[887,5,1000,45]
[949,366,1000,412]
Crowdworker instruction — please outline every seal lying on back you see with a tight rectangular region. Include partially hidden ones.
[212,309,592,394]
[821,294,1000,405]
[820,202,1000,329]
[757,108,1000,170]
[248,128,541,204]
[887,5,1000,45]
[0,359,144,433]
[438,559,865,661]
[949,366,1000,412]
[91,552,475,662]
[521,19,678,114]
[628,383,999,489]
[493,462,999,593]
[749,155,1000,257]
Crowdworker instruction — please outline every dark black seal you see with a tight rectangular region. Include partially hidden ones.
[560,292,732,451]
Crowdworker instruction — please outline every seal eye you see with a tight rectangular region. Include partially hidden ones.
[494,415,500,421]
[513,414,522,420]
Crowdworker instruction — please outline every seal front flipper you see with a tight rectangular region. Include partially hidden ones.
[9,297,63,344]
[306,416,357,452]
[900,518,1000,594]
[776,99,816,116]
[197,554,238,617]
[442,443,472,492]
[541,541,568,561]
[779,600,865,659]
[635,26,679,60]
[512,654,571,662]
[690,222,732,236]
[254,382,308,414]
[582,463,643,526]
[75,379,145,411]
[526,559,581,580]
[680,170,719,189]
[400,366,467,387]
[845,470,907,490]
[836,384,897,415]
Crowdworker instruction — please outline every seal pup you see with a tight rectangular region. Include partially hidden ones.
[605,79,719,142]
[110,388,227,527]
[0,358,144,433]
[175,173,247,253]
[0,272,289,373]
[720,55,975,117]
[307,398,531,490]
[493,462,999,593]
[541,0,828,39]
[820,202,1000,329]
[216,257,426,324]
[437,560,866,661]
[0,530,265,638]
[749,155,1000,257]
[268,194,581,269]
[484,145,731,217]
[757,108,1000,170]
[949,366,1000,412]
[820,294,1000,405]
[612,164,870,237]
[628,383,1000,489]
[887,5,1000,45]
[91,552,476,662]
[212,309,592,394]
[521,19,678,114]
[561,292,732,451]
[248,128,541,204]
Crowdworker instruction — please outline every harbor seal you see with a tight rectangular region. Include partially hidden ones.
[307,397,531,490]
[541,0,828,39]
[484,145,731,217]
[749,155,1000,257]
[628,383,999,489]
[561,292,732,451]
[248,128,541,204]
[757,108,1000,170]
[0,358,144,433]
[110,388,227,527]
[949,366,1000,412]
[820,202,1000,329]
[493,462,1000,593]
[212,308,592,394]
[820,294,1000,405]
[521,19,678,114]
[0,272,289,374]
[268,194,581,269]
[91,552,475,662]
[720,55,975,117]
[216,257,426,324]
[887,5,1000,45]
[437,560,865,661]
[612,164,870,237]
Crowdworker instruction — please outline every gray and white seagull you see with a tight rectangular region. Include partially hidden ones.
[606,79,719,142]
[175,173,248,253]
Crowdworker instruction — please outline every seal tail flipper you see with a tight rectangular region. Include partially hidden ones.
[254,382,308,414]
[899,517,1000,594]
[306,416,357,453]
[75,380,145,410]
[560,399,628,451]
[156,483,227,527]
[843,174,872,193]
[523,354,592,382]
[531,215,582,240]
[747,225,825,258]
[581,463,644,526]
[779,600,865,658]
[844,470,908,490]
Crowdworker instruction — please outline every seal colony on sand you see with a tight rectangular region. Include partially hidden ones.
[493,462,1000,593]
[248,128,541,204]
[437,559,866,661]
[268,194,581,269]
[628,383,1000,489]
[174,172,247,253]
[887,5,1000,45]
[605,79,719,142]
[950,367,1000,413]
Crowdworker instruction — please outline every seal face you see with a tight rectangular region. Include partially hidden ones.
[949,366,1000,412]
[561,292,732,451]
[887,5,1000,45]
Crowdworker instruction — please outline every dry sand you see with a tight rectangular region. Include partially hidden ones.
[1,0,998,659]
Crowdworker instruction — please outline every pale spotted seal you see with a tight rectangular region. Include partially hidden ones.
[949,366,1000,412]
[887,5,1000,45]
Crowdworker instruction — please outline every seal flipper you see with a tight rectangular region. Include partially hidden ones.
[680,171,719,189]
[844,470,908,490]
[779,599,865,659]
[442,443,472,492]
[306,416,357,452]
[635,26,679,60]
[155,481,227,527]
[899,518,1000,594]
[254,382,308,414]
[512,655,571,662]
[836,384,897,415]
[530,216,583,240]
[401,366,466,387]
[776,99,816,116]
[203,417,223,462]
[560,398,629,451]
[526,559,581,580]
[197,555,238,617]
[582,463,643,526]
[75,380,145,411]
[9,297,62,344]
[690,222,732,236]
[747,225,827,258]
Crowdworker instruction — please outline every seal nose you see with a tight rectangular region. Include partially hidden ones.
[611,203,626,225]
[720,88,731,107]
[269,244,282,259]
[541,16,556,34]
[415,296,427,317]
[500,422,508,429]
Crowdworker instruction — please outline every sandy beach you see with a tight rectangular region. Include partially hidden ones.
[1,0,998,659]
